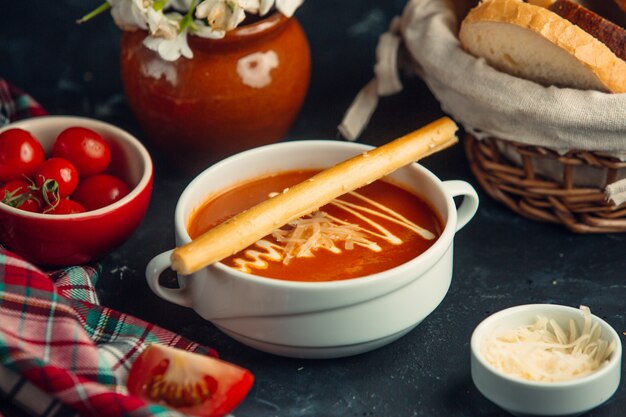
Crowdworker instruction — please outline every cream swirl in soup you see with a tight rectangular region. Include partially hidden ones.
[187,170,442,282]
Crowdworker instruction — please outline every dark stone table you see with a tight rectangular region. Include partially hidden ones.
[2,1,625,416]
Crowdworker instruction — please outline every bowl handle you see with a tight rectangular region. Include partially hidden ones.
[442,180,479,231]
[145,249,193,308]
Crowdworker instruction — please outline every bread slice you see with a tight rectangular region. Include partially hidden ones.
[549,0,626,61]
[459,0,626,93]
[577,0,626,28]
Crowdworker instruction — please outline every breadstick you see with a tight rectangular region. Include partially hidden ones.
[171,117,458,275]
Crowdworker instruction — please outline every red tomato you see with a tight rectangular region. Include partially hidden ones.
[52,127,111,177]
[0,128,45,182]
[72,174,130,210]
[0,180,30,202]
[127,345,254,417]
[16,198,41,212]
[34,157,79,199]
[44,199,86,215]
[0,179,41,212]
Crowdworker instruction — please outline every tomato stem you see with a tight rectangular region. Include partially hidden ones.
[41,179,61,213]
[1,187,28,207]
[1,178,41,209]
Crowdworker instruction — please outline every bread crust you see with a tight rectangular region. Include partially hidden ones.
[460,0,626,93]
[550,0,626,61]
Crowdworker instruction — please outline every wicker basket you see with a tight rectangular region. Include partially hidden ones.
[464,134,626,233]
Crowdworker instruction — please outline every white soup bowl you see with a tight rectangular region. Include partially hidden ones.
[146,140,479,358]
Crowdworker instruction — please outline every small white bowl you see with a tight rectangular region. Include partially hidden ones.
[471,304,622,417]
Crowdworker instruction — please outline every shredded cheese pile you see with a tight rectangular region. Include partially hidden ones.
[272,211,376,264]
[482,306,616,382]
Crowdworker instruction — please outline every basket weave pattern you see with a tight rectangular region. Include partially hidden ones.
[465,134,626,233]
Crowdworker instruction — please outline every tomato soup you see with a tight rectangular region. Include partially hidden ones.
[188,170,443,282]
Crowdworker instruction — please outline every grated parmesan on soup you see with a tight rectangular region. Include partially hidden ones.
[272,210,380,265]
[481,306,616,382]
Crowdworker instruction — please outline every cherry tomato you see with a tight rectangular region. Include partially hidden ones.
[0,128,45,182]
[0,180,30,202]
[16,198,41,212]
[0,179,41,212]
[52,127,111,177]
[127,344,254,417]
[34,157,79,198]
[44,199,86,215]
[72,174,130,210]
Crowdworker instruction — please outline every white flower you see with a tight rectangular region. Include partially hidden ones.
[105,0,304,39]
[90,0,305,61]
[108,0,150,30]
[237,0,303,17]
[275,0,303,17]
[146,7,180,39]
[165,0,194,12]
[258,0,274,15]
[192,20,226,39]
[143,14,193,61]
[238,0,260,13]
[195,0,246,31]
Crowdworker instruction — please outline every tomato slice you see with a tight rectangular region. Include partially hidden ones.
[127,345,254,417]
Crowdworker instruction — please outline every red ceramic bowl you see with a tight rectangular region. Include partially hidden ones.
[0,116,153,266]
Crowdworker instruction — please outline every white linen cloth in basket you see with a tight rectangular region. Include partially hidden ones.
[339,0,626,205]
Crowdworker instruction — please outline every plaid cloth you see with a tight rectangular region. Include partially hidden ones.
[0,80,222,417]
[0,79,48,124]
[0,248,217,417]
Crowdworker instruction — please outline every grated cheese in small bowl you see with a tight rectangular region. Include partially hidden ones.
[481,306,616,382]
[470,304,622,416]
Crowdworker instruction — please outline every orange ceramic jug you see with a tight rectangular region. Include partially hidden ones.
[120,12,311,172]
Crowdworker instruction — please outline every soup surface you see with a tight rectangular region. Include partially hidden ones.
[188,170,443,282]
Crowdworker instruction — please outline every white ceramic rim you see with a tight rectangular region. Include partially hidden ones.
[174,139,459,289]
[471,303,623,387]
[0,115,153,219]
